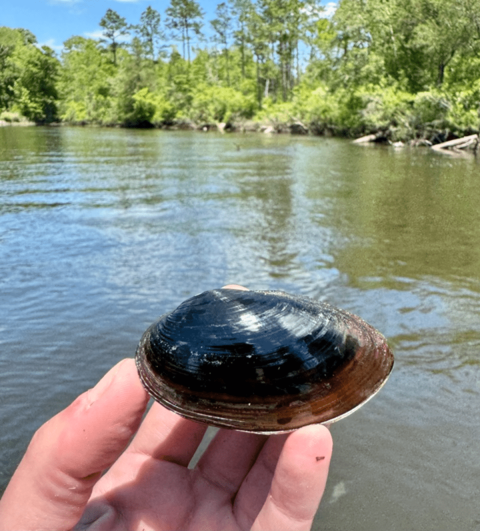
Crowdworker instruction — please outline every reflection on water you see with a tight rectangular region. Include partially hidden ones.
[1,127,479,530]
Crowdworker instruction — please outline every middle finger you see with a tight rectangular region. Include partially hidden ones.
[193,428,268,498]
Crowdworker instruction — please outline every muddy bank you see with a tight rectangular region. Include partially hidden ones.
[157,118,480,153]
[0,120,36,127]
[14,116,479,154]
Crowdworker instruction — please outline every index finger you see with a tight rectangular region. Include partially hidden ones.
[125,401,208,467]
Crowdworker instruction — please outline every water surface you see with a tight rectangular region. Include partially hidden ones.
[1,127,479,530]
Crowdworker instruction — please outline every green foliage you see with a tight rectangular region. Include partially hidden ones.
[0,28,59,122]
[129,88,157,124]
[100,9,129,65]
[112,45,159,125]
[0,40,19,111]
[189,83,257,123]
[152,94,177,124]
[410,91,450,127]
[211,2,233,85]
[0,110,23,122]
[58,37,115,124]
[4,0,480,136]
[14,45,59,122]
[166,0,204,63]
[133,6,164,61]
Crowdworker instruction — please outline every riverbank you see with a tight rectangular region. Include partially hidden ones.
[0,120,36,127]
[3,113,478,154]
[126,117,480,154]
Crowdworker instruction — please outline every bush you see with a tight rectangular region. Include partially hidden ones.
[443,82,480,133]
[59,100,86,123]
[357,86,413,131]
[411,91,450,127]
[255,97,294,125]
[131,88,156,124]
[189,84,257,124]
[152,95,177,125]
[290,83,361,134]
[0,111,22,122]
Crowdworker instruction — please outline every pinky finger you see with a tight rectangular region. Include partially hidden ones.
[252,425,333,531]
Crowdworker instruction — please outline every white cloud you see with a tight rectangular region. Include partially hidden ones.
[84,30,132,43]
[301,2,337,19]
[324,2,337,18]
[84,30,104,40]
[37,39,63,52]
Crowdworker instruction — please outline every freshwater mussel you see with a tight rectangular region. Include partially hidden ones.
[135,288,394,433]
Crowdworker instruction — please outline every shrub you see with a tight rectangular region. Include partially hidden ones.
[189,84,257,123]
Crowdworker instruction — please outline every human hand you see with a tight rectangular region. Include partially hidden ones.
[0,360,332,531]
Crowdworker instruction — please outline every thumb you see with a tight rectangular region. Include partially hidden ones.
[0,359,149,531]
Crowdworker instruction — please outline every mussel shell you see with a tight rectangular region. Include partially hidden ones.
[135,289,394,433]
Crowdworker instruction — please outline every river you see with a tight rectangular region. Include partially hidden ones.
[0,126,479,530]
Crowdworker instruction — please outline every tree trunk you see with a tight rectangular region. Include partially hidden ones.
[112,39,117,65]
[225,47,230,86]
[437,62,445,86]
[255,56,262,107]
[296,41,300,84]
[186,24,190,63]
[240,22,245,79]
[182,25,186,61]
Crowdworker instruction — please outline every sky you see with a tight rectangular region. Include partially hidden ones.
[1,0,337,53]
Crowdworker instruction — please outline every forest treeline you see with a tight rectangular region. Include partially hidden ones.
[2,0,480,141]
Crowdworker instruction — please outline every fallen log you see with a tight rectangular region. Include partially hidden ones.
[353,134,376,144]
[431,134,478,151]
[453,137,477,150]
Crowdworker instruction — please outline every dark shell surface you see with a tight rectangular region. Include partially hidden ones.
[135,289,394,433]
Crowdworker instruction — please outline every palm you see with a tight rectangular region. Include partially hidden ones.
[77,404,330,531]
[1,359,331,531]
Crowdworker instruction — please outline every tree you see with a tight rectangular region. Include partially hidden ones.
[297,0,325,64]
[58,36,116,123]
[15,45,59,122]
[393,0,480,87]
[326,0,379,88]
[0,27,59,121]
[229,0,253,79]
[165,0,204,63]
[326,0,480,92]
[0,27,22,112]
[255,0,313,101]
[211,2,233,85]
[17,28,37,46]
[134,6,164,61]
[244,5,271,105]
[114,36,159,126]
[99,9,129,65]
[0,44,16,111]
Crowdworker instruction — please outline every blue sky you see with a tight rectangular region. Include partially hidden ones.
[2,0,337,53]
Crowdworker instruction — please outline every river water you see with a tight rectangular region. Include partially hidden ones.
[0,126,479,530]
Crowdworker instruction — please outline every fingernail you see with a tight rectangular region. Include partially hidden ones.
[222,284,249,290]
